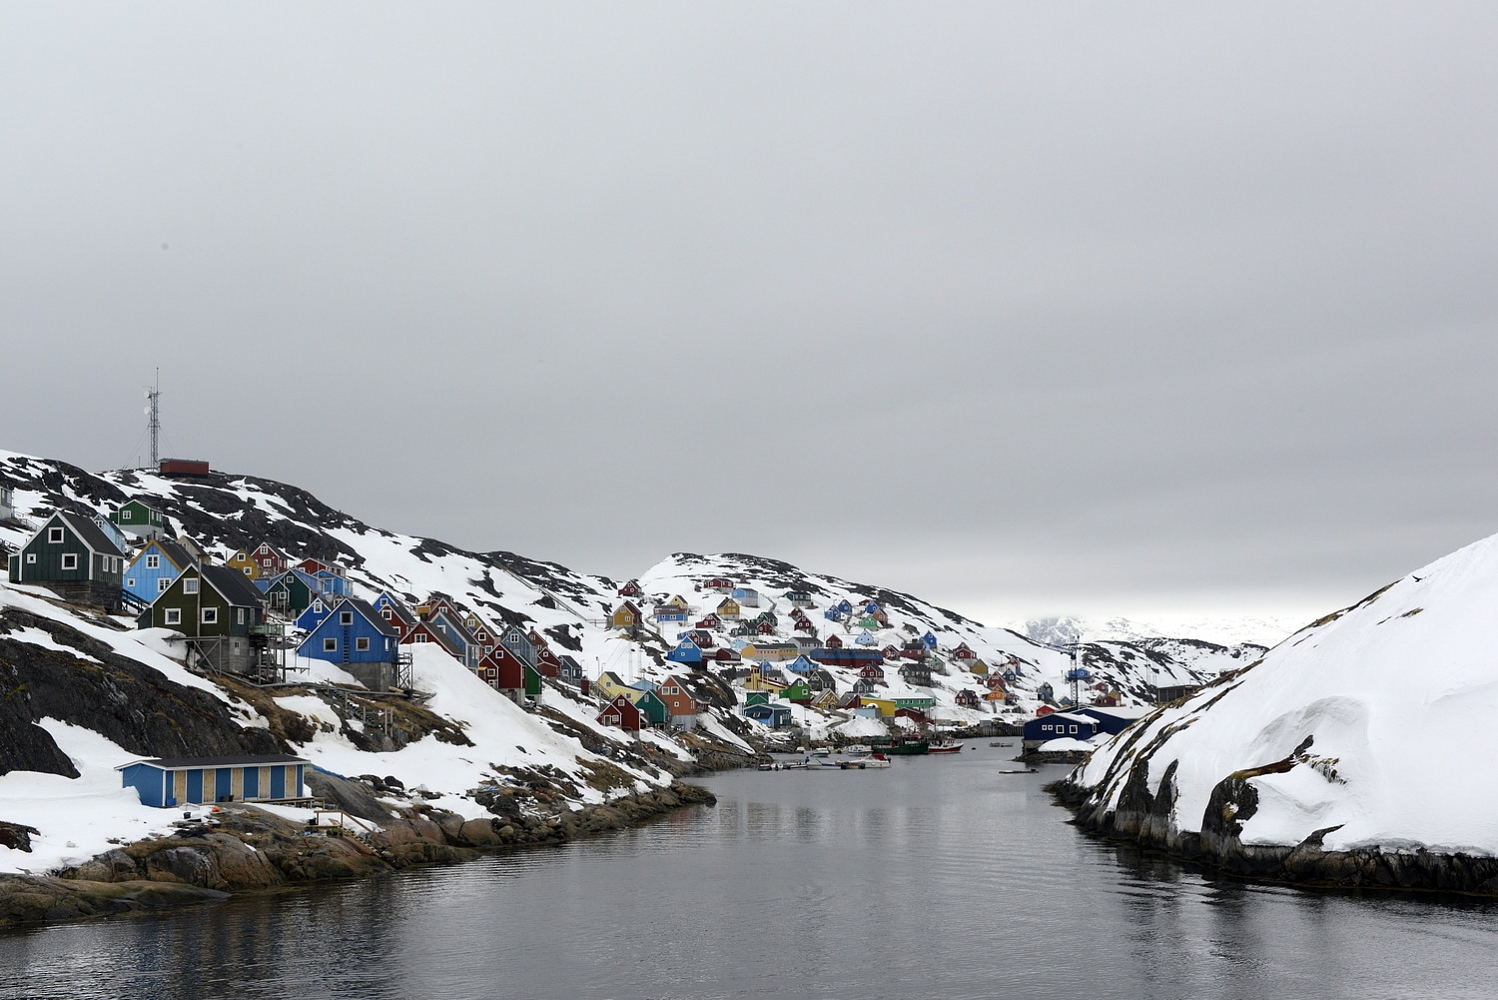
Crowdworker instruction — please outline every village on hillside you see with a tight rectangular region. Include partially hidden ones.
[0,450,1246,828]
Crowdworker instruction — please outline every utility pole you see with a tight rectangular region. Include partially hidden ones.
[145,369,161,469]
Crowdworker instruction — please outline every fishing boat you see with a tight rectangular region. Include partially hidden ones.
[842,744,873,756]
[808,747,831,757]
[927,739,964,755]
[876,738,929,756]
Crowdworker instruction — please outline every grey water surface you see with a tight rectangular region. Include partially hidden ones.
[4,745,1497,1000]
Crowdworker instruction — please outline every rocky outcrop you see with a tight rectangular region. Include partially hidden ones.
[0,875,229,925]
[0,607,281,776]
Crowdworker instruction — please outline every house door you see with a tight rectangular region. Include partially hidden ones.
[172,770,187,806]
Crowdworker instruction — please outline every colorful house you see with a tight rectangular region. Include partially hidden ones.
[499,625,537,668]
[786,654,818,674]
[855,631,878,647]
[225,549,261,580]
[666,639,703,667]
[108,499,166,540]
[138,565,267,675]
[592,671,636,704]
[247,543,289,578]
[777,679,812,705]
[479,644,541,703]
[704,577,734,593]
[955,689,981,708]
[695,613,721,630]
[783,589,815,607]
[557,654,584,686]
[744,703,792,728]
[295,598,335,632]
[610,601,643,630]
[658,676,701,729]
[123,537,194,605]
[715,597,741,620]
[425,608,482,670]
[739,642,798,662]
[263,569,322,616]
[617,580,643,598]
[371,592,418,638]
[401,619,464,660]
[1023,711,1101,746]
[297,599,401,691]
[631,689,669,728]
[8,511,126,608]
[951,642,976,663]
[118,754,309,807]
[730,587,760,608]
[824,633,844,650]
[596,694,643,733]
[654,604,689,623]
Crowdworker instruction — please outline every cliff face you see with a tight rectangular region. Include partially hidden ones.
[1058,531,1498,892]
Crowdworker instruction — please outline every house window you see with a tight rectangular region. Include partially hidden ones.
[127,578,135,587]
[25,553,35,564]
[60,553,78,570]
[236,609,245,624]
[414,633,426,643]
[158,578,170,593]
[355,637,370,651]
[183,578,199,594]
[323,638,337,652]
[339,612,353,626]
[48,528,63,543]
[1070,725,1079,734]
[146,555,159,569]
[121,509,132,520]
[243,567,253,576]
[165,608,182,625]
[201,608,218,624]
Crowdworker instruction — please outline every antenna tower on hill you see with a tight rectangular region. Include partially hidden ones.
[145,369,161,469]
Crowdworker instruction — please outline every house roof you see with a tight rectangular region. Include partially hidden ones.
[201,565,268,608]
[50,511,126,556]
[375,594,418,628]
[115,753,309,770]
[329,598,401,638]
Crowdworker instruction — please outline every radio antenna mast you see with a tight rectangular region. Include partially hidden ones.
[145,369,161,469]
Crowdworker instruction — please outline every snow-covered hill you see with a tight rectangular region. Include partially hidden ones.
[0,447,1266,873]
[1063,530,1498,876]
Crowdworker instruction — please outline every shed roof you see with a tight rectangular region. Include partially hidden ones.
[199,565,268,607]
[115,753,309,770]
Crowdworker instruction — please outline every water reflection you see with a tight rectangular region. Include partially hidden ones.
[4,747,1498,1000]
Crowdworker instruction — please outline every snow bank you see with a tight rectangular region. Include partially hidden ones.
[1071,531,1498,855]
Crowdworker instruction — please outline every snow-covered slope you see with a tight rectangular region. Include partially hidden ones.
[1065,530,1498,861]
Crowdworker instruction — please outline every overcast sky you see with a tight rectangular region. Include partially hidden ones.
[4,3,1497,628]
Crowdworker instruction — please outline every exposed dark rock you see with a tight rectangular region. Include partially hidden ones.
[0,821,40,852]
[304,769,396,822]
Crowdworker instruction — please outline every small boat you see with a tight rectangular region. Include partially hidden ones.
[996,767,1038,774]
[927,740,964,754]
[758,760,811,771]
[989,741,1014,748]
[837,759,867,770]
[842,744,873,756]
[809,747,831,757]
[878,739,929,756]
[863,753,892,768]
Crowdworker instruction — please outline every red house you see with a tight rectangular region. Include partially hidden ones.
[794,619,817,634]
[479,645,534,700]
[951,642,976,663]
[596,694,642,733]
[894,707,928,723]
[297,558,346,579]
[617,580,643,598]
[704,577,734,593]
[250,543,289,578]
[858,663,885,680]
[402,621,463,658]
[686,629,716,648]
[955,689,981,708]
[756,620,776,636]
[713,647,741,665]
[825,634,844,650]
[696,613,721,630]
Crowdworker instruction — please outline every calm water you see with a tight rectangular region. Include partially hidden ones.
[4,744,1498,999]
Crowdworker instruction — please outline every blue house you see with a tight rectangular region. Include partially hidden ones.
[123,537,194,604]
[922,631,937,648]
[824,605,844,622]
[1022,711,1101,745]
[297,598,401,691]
[295,598,335,632]
[117,754,309,807]
[315,569,351,599]
[1076,705,1149,736]
[654,605,689,623]
[666,640,702,666]
[787,654,818,674]
[744,703,793,728]
[855,630,877,646]
[499,624,537,668]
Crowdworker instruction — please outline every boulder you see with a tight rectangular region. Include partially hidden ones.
[305,769,395,822]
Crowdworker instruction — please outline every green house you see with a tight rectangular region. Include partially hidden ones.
[893,696,935,710]
[524,661,542,698]
[108,499,165,539]
[778,679,812,704]
[8,512,126,608]
[264,569,320,615]
[744,691,771,707]
[631,689,670,727]
[138,565,267,675]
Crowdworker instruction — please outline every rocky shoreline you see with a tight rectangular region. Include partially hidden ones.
[0,781,717,927]
[1050,765,1498,896]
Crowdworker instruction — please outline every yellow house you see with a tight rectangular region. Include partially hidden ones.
[743,668,787,693]
[610,601,642,629]
[812,690,839,711]
[740,642,797,662]
[716,597,741,619]
[859,697,897,717]
[593,671,635,703]
[968,659,989,675]
[225,549,260,580]
[664,594,690,609]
